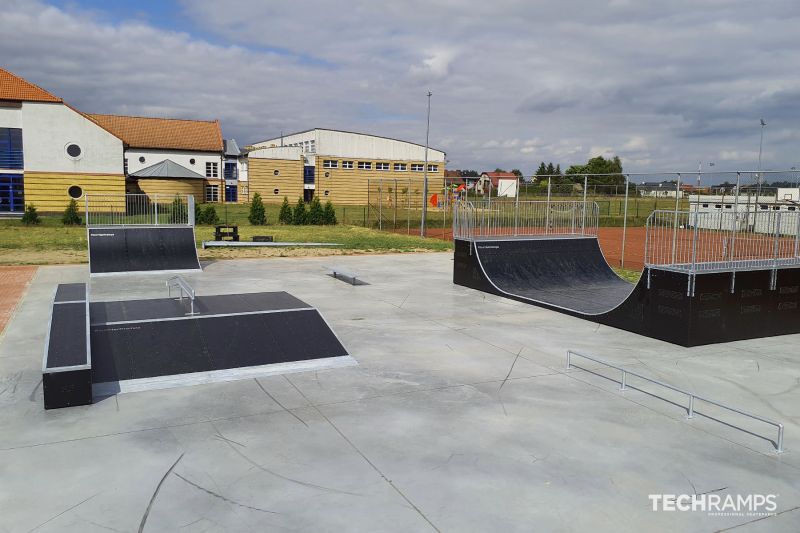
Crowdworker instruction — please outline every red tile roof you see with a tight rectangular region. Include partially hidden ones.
[0,68,62,103]
[86,114,223,152]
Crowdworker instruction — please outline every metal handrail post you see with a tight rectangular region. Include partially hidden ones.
[687,395,695,419]
[582,175,588,235]
[514,177,519,236]
[545,177,552,234]
[671,173,681,265]
[690,199,700,274]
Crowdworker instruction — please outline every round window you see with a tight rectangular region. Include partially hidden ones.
[68,185,83,199]
[273,170,280,176]
[189,158,196,165]
[324,190,330,196]
[66,144,82,158]
[273,188,280,195]
[139,156,145,163]
[324,172,330,178]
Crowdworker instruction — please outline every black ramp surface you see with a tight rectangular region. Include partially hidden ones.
[91,309,348,382]
[474,237,633,314]
[46,302,87,368]
[89,226,201,274]
[91,292,310,324]
[54,283,86,303]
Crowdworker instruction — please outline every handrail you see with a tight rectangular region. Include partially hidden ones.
[166,275,196,315]
[566,350,784,453]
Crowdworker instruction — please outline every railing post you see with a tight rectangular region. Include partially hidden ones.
[691,198,700,274]
[545,176,552,234]
[582,175,588,235]
[687,395,694,419]
[777,424,784,453]
[620,370,627,391]
[621,175,629,267]
[154,196,158,226]
[671,173,681,265]
[188,195,195,226]
[514,177,519,236]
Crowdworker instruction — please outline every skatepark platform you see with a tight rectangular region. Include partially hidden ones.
[88,226,202,276]
[43,286,354,408]
[454,236,800,346]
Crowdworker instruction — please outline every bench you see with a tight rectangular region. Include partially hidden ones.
[42,283,92,409]
[214,225,239,241]
[326,265,362,286]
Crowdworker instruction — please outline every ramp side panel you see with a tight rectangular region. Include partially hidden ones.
[89,227,201,274]
[90,309,349,383]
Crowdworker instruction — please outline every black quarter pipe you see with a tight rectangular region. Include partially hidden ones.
[88,226,201,275]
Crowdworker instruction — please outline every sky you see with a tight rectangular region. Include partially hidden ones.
[2,0,800,181]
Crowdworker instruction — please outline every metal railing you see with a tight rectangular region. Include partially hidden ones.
[166,276,196,315]
[566,350,784,453]
[85,194,195,227]
[645,208,800,273]
[453,199,599,240]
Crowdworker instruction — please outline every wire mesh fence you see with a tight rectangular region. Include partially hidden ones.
[645,209,800,272]
[453,200,599,240]
[85,194,195,227]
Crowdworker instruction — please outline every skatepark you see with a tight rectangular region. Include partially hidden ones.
[1,193,799,531]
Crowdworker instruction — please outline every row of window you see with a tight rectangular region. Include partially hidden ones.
[701,203,797,212]
[286,140,316,153]
[322,159,438,172]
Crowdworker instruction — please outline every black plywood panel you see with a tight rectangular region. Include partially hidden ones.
[54,283,86,303]
[46,302,87,368]
[89,226,200,274]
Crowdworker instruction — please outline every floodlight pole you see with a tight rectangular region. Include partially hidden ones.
[420,91,432,237]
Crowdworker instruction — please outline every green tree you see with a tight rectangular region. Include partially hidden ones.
[278,196,293,224]
[555,164,562,175]
[565,155,624,185]
[248,192,267,225]
[21,203,40,225]
[546,162,556,176]
[197,204,219,225]
[62,199,82,225]
[169,195,187,224]
[322,201,337,225]
[292,197,307,225]
[536,162,547,177]
[511,169,522,178]
[307,196,324,225]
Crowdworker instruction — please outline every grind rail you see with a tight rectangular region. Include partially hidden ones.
[166,275,196,315]
[566,350,784,453]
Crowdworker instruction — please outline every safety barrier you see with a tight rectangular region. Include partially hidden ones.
[85,194,195,227]
[453,200,599,240]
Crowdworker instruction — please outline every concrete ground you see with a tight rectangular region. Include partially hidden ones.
[1,253,799,532]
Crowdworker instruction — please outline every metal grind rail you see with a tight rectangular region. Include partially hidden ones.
[166,276,196,315]
[565,350,784,453]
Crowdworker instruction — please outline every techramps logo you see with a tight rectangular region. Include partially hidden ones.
[649,493,778,518]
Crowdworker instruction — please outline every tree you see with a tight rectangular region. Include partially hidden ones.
[511,169,523,178]
[536,162,547,177]
[565,155,624,185]
[494,168,507,173]
[546,162,556,176]
[248,192,267,225]
[307,196,324,225]
[292,197,307,225]
[278,196,293,224]
[62,199,81,225]
[323,201,337,225]
[21,204,40,225]
[555,164,562,175]
[197,204,219,225]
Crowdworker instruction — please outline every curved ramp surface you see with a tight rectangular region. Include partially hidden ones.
[454,236,800,346]
[88,226,201,275]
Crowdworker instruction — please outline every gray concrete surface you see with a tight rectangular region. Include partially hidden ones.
[1,253,799,532]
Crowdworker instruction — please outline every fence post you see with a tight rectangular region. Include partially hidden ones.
[367,179,370,228]
[671,173,682,264]
[621,175,630,268]
[514,177,520,236]
[691,198,700,275]
[582,175,588,235]
[687,395,695,419]
[154,196,159,226]
[378,180,383,231]
[545,177,552,234]
[188,195,195,226]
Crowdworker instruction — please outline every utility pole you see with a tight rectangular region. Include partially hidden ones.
[420,91,432,237]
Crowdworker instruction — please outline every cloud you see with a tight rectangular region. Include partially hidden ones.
[3,0,800,180]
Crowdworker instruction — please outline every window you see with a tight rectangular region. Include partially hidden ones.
[427,164,438,172]
[394,163,407,171]
[224,162,237,180]
[714,204,721,208]
[376,162,390,171]
[189,158,196,165]
[411,164,424,172]
[323,159,338,169]
[206,162,219,178]
[702,203,709,208]
[65,143,82,159]
[273,188,280,195]
[139,156,145,163]
[308,140,316,153]
[123,158,128,174]
[342,161,354,169]
[205,184,219,202]
[68,185,83,199]
[0,128,23,170]
[0,173,24,213]
[358,161,372,170]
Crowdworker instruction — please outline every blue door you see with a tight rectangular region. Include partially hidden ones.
[0,174,24,213]
[225,184,238,202]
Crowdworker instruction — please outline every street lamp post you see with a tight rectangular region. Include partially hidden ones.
[420,91,432,238]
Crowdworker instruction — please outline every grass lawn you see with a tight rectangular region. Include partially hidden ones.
[0,214,452,266]
[612,267,642,284]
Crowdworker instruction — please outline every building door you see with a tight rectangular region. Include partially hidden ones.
[304,188,314,202]
[225,184,238,202]
[0,174,24,213]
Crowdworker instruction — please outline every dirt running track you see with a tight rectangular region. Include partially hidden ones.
[416,227,648,272]
[0,266,37,336]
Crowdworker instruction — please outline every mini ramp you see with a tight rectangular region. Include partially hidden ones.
[453,200,800,346]
[86,194,201,276]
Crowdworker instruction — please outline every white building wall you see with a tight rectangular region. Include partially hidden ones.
[248,146,303,160]
[0,105,22,129]
[125,149,222,177]
[254,129,446,162]
[21,102,123,174]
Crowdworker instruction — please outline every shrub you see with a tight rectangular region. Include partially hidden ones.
[292,197,307,225]
[248,192,267,225]
[197,204,219,225]
[62,199,82,225]
[307,196,324,225]
[169,195,187,224]
[21,204,40,225]
[322,201,337,225]
[278,196,293,224]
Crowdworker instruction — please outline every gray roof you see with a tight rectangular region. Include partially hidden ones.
[130,159,206,179]
[223,138,241,157]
